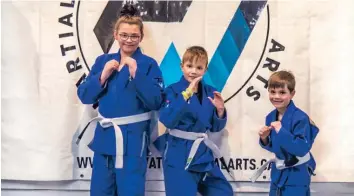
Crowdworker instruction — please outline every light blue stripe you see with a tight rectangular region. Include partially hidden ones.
[217,29,240,73]
[159,43,182,87]
[207,50,230,91]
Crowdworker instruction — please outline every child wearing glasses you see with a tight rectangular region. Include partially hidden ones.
[77,4,164,196]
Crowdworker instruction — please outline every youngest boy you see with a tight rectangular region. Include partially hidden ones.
[254,70,319,196]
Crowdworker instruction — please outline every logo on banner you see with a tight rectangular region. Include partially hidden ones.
[57,0,286,180]
[58,0,285,102]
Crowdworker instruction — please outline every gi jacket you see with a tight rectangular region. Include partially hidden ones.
[158,76,227,172]
[260,100,319,186]
[77,48,164,156]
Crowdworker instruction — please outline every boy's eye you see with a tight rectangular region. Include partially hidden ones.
[187,65,192,68]
[280,91,286,94]
[197,66,203,70]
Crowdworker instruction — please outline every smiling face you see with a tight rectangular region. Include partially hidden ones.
[114,23,142,56]
[267,70,296,113]
[113,14,144,56]
[268,84,295,112]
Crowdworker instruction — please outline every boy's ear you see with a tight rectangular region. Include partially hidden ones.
[291,90,296,97]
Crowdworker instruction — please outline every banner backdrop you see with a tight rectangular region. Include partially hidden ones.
[2,0,354,184]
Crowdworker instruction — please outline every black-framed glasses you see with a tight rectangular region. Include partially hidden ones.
[119,33,140,42]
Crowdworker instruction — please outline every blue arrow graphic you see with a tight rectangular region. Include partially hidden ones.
[160,0,268,91]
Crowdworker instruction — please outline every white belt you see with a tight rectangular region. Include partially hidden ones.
[168,129,222,170]
[77,111,152,168]
[250,152,311,182]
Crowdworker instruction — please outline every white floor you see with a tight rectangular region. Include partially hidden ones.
[2,180,354,195]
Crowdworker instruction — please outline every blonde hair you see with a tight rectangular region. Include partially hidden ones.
[182,46,208,67]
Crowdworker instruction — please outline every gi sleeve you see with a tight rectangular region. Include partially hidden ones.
[77,55,107,104]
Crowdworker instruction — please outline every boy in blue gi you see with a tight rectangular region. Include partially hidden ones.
[253,70,319,196]
[158,46,233,196]
[77,4,164,196]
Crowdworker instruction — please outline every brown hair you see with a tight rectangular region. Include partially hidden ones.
[114,4,144,39]
[268,70,296,92]
[182,46,208,67]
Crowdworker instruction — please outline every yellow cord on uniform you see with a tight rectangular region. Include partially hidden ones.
[182,88,193,101]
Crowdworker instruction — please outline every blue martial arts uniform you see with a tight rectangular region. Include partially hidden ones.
[157,77,233,196]
[260,100,319,196]
[77,48,164,196]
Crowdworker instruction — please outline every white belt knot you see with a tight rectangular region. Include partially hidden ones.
[198,133,208,139]
[99,119,115,127]
[168,129,221,170]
